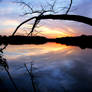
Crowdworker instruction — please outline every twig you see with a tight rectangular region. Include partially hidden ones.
[5,68,20,92]
[0,54,20,92]
[27,18,39,36]
[24,63,37,92]
[12,17,36,36]
[66,0,72,14]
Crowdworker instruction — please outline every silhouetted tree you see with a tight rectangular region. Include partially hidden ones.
[12,0,92,36]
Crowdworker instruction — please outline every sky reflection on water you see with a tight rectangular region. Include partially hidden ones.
[0,43,92,92]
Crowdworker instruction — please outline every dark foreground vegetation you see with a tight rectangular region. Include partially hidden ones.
[0,35,92,49]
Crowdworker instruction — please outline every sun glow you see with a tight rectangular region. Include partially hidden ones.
[0,18,79,37]
[37,26,76,38]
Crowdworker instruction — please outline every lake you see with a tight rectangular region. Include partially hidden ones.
[0,42,92,92]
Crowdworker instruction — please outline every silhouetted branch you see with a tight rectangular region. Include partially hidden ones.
[27,19,39,36]
[5,68,20,92]
[24,63,37,92]
[16,0,58,36]
[12,14,92,37]
[0,54,20,92]
[0,45,8,52]
[66,0,72,14]
[0,17,35,51]
[37,14,92,26]
[16,1,34,13]
[16,0,57,16]
[13,0,92,36]
[12,17,36,36]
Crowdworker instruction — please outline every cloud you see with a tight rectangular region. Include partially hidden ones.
[0,18,21,35]
[2,19,20,26]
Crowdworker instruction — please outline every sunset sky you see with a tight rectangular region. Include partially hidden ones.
[0,0,92,38]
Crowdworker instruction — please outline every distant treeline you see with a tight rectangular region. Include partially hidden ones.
[56,35,92,49]
[0,35,92,49]
[0,35,48,45]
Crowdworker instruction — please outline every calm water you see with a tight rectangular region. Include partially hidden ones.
[0,43,92,92]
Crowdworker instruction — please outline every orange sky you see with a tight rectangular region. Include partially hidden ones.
[36,26,77,38]
[0,19,79,38]
[0,0,92,38]
[1,18,92,38]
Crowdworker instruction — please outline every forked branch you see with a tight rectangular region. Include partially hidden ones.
[12,14,92,36]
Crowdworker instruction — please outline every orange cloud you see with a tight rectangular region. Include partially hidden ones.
[0,19,80,37]
[36,26,77,38]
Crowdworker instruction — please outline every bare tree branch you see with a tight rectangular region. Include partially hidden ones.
[16,1,34,12]
[24,63,37,92]
[66,0,72,14]
[12,14,92,37]
[12,17,36,36]
[38,14,92,26]
[27,19,39,36]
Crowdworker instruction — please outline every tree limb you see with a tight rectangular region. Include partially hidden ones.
[27,19,39,36]
[12,17,36,36]
[11,14,92,37]
[37,14,92,26]
[13,14,92,37]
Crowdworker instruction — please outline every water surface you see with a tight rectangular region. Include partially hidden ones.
[0,43,92,92]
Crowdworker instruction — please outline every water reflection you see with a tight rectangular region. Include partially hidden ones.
[0,43,92,92]
[4,43,74,60]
